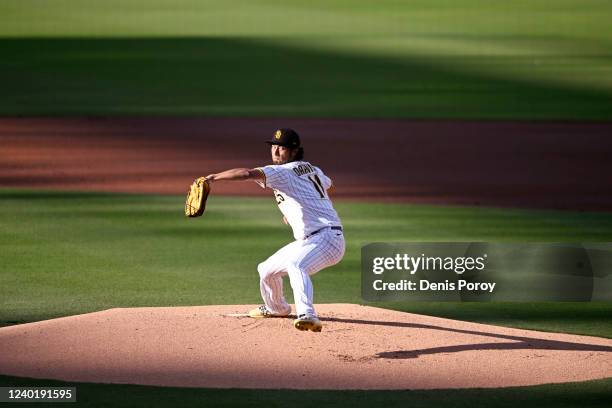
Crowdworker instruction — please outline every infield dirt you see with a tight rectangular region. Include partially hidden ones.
[2,117,611,210]
[0,304,611,390]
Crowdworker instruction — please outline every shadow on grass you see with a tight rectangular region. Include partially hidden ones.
[0,374,610,408]
[1,37,611,119]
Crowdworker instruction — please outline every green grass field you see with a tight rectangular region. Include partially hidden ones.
[1,190,611,406]
[1,190,611,337]
[1,0,611,118]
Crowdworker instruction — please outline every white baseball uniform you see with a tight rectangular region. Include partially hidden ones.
[255,161,345,317]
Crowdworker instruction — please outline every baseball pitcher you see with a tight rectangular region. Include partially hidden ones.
[203,128,345,332]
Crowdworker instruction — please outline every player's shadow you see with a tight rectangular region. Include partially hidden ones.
[320,317,612,359]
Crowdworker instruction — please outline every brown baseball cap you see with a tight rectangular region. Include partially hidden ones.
[265,128,301,148]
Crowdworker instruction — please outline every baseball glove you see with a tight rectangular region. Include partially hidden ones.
[185,177,211,217]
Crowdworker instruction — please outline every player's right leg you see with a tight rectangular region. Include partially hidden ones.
[286,229,345,318]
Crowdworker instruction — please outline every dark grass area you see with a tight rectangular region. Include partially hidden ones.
[1,375,611,408]
[1,37,611,119]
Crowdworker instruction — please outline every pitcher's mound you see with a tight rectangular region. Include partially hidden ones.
[0,304,611,389]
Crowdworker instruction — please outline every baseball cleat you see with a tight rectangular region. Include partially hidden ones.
[248,305,290,318]
[293,314,322,332]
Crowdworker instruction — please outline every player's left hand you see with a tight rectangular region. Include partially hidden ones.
[185,177,211,217]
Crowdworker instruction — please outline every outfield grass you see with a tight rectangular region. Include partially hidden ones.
[1,0,611,119]
[1,190,611,338]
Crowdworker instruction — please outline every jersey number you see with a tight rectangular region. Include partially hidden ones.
[275,191,285,205]
[308,175,326,199]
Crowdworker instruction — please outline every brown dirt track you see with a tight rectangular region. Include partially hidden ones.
[1,117,611,210]
[0,304,611,390]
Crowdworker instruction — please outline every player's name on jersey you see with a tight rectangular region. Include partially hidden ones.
[292,163,316,177]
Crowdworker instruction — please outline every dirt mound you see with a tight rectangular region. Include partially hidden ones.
[0,304,610,389]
